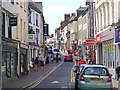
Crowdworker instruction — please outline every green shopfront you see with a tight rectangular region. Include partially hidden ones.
[2,37,18,79]
[19,43,28,75]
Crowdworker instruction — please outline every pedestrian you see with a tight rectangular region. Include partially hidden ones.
[78,57,86,65]
[88,58,95,64]
[45,55,49,64]
[56,53,59,62]
[34,57,39,71]
[115,66,120,81]
[38,54,42,66]
[74,58,79,67]
[32,58,34,68]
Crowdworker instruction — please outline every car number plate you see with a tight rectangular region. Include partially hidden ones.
[91,78,101,81]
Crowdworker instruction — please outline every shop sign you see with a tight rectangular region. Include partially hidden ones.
[85,39,95,45]
[28,34,34,42]
[96,33,101,43]
[101,29,114,41]
[115,29,120,44]
[9,17,17,26]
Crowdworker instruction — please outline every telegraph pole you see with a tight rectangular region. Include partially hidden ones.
[0,0,2,89]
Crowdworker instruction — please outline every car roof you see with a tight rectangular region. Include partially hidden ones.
[81,64,108,68]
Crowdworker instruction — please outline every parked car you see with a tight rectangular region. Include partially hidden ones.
[75,64,112,90]
[64,54,73,62]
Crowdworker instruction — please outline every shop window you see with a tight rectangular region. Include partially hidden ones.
[6,53,11,77]
[11,53,14,74]
[11,0,14,4]
[36,14,39,26]
[20,54,24,73]
[2,12,5,36]
[2,52,6,77]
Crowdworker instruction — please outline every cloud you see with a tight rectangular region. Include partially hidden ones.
[46,5,70,14]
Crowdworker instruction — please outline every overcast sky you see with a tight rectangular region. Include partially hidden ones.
[33,0,86,34]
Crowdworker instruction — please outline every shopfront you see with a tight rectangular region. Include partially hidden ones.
[100,28,116,77]
[115,29,120,66]
[2,37,18,79]
[20,43,28,75]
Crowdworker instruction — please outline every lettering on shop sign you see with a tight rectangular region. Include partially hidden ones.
[9,17,17,26]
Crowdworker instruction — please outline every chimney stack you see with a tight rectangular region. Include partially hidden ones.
[64,14,70,21]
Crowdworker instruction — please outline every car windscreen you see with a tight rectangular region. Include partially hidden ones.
[83,67,110,76]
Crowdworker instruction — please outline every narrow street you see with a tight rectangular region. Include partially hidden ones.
[32,62,74,89]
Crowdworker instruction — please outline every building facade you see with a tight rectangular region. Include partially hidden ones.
[28,2,43,68]
[2,0,19,79]
[14,0,29,76]
[77,7,90,59]
[95,0,118,78]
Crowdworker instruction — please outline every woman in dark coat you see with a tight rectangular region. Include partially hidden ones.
[34,57,39,71]
[45,55,49,64]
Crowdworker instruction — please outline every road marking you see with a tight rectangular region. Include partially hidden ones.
[24,62,63,89]
[70,67,75,83]
[51,81,60,84]
[61,86,68,89]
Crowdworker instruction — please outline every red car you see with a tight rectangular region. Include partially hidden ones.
[64,54,73,62]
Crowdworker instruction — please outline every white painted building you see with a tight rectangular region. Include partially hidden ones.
[95,0,118,78]
[68,13,78,52]
[77,7,89,58]
[28,2,43,61]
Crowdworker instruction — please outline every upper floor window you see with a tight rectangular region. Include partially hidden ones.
[20,0,23,8]
[24,0,26,12]
[36,14,39,26]
[11,0,14,4]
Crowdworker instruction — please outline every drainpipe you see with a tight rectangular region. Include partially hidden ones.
[0,0,2,89]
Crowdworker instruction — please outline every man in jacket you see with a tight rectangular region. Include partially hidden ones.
[115,66,120,81]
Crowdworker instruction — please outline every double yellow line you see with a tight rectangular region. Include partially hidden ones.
[22,62,63,89]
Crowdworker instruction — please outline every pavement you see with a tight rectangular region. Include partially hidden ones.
[112,78,119,90]
[2,61,63,89]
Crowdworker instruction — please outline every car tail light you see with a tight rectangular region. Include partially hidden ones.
[107,75,112,82]
[79,74,84,81]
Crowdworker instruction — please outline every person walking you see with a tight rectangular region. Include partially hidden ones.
[56,53,59,62]
[78,57,86,65]
[34,57,39,71]
[38,54,42,66]
[115,66,120,81]
[45,55,49,64]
